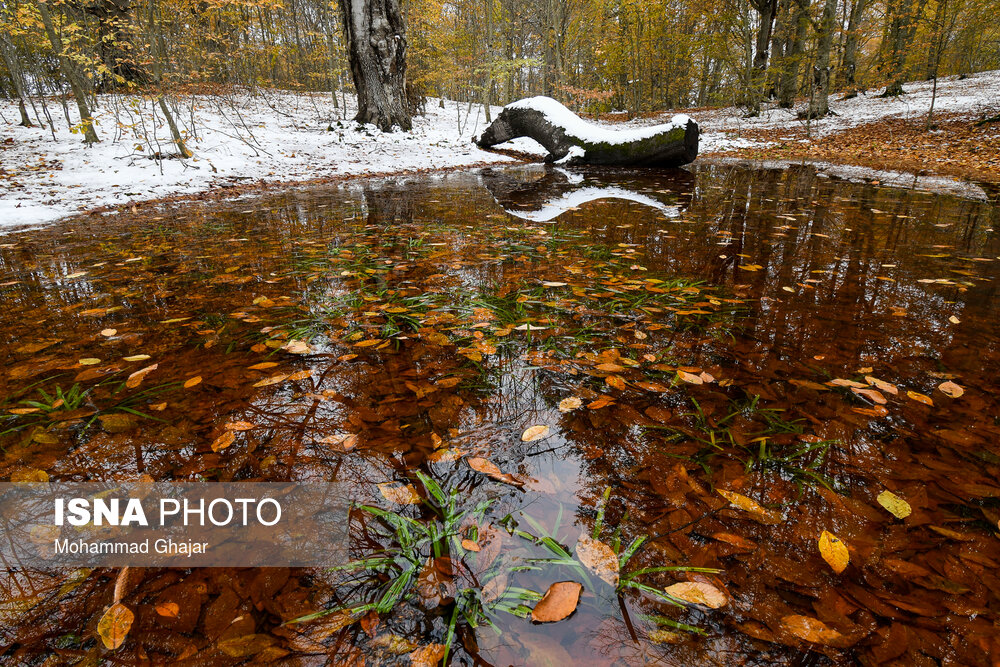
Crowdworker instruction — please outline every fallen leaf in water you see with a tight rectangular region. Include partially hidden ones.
[852,387,886,404]
[605,375,627,390]
[461,539,481,552]
[184,376,202,389]
[864,376,898,395]
[253,374,290,387]
[531,581,582,622]
[467,457,524,487]
[320,433,358,452]
[123,354,151,362]
[575,535,619,585]
[78,358,101,366]
[818,531,849,574]
[248,362,279,370]
[648,628,686,644]
[541,281,567,287]
[558,397,582,412]
[355,339,384,347]
[99,413,137,433]
[906,390,934,406]
[937,381,964,398]
[378,482,421,505]
[663,581,727,608]
[125,364,157,389]
[97,602,134,650]
[949,315,960,324]
[225,421,256,431]
[155,602,180,618]
[829,378,867,388]
[211,431,236,452]
[100,328,117,337]
[587,396,615,410]
[217,634,276,657]
[781,615,843,644]
[409,643,447,667]
[282,339,311,355]
[877,490,912,518]
[677,371,703,385]
[10,468,49,483]
[521,425,550,442]
[717,489,783,524]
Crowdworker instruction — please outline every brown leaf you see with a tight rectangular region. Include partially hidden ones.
[467,457,524,487]
[781,615,843,645]
[587,395,615,410]
[97,602,134,650]
[531,581,582,622]
[225,421,257,431]
[937,381,964,398]
[575,535,619,585]
[677,370,703,385]
[125,363,158,389]
[663,581,727,608]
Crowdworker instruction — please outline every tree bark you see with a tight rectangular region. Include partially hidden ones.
[839,0,869,89]
[807,0,839,117]
[37,0,100,143]
[778,0,809,108]
[747,0,778,114]
[476,97,699,167]
[338,0,412,131]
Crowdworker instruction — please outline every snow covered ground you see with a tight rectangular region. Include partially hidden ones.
[1,70,998,230]
[695,69,1000,143]
[0,92,538,230]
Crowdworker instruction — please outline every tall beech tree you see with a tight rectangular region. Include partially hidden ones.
[338,0,412,131]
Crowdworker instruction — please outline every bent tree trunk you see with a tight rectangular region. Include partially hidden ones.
[476,97,699,167]
[338,0,411,131]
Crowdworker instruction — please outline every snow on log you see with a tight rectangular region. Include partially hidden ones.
[476,96,699,167]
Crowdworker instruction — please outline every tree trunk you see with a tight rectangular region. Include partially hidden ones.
[807,0,838,117]
[778,0,809,108]
[37,0,100,143]
[747,0,778,114]
[338,0,412,131]
[476,97,699,167]
[880,0,927,96]
[840,0,869,88]
[0,37,33,126]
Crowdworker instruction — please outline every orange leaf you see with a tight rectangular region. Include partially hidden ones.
[818,530,849,574]
[531,581,582,622]
[155,602,179,618]
[906,390,934,406]
[125,363,157,389]
[97,602,134,650]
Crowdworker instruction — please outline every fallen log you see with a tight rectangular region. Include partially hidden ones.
[476,96,699,167]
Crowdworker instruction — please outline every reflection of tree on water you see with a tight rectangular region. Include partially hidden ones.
[480,164,694,222]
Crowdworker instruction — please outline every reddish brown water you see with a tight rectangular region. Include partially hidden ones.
[1,163,998,665]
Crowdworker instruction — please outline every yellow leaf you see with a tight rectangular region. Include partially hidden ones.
[282,339,312,355]
[818,530,849,574]
[123,354,151,362]
[662,581,727,608]
[78,358,101,366]
[183,376,202,389]
[906,390,934,406]
[521,425,550,442]
[717,489,783,524]
[677,370,703,385]
[97,602,134,650]
[877,490,912,519]
[248,362,279,370]
[378,482,421,505]
[100,328,117,337]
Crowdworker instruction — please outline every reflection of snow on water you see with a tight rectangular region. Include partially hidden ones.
[501,186,682,222]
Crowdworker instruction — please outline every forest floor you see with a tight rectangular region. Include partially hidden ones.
[1,70,998,230]
[692,69,1000,188]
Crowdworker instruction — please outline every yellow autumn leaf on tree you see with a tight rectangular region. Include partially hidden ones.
[818,530,849,574]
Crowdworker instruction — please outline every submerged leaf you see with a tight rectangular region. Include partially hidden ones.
[575,535,619,586]
[781,615,843,645]
[818,531,849,574]
[125,363,158,389]
[378,482,421,505]
[877,490,912,519]
[531,581,582,622]
[558,396,582,412]
[937,381,964,398]
[717,489,783,524]
[97,602,134,650]
[521,425,550,442]
[663,581,727,608]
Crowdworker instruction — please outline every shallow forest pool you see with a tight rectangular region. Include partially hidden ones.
[1,162,998,665]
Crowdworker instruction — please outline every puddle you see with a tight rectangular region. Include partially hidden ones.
[1,162,998,665]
